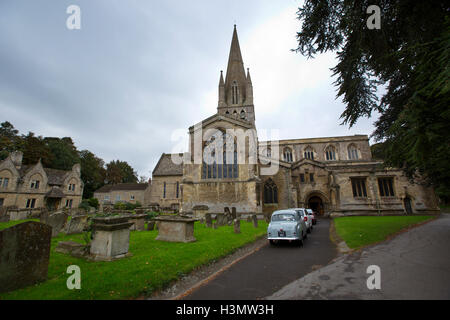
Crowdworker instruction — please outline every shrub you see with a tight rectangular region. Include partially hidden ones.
[78,200,90,211]
[88,198,99,209]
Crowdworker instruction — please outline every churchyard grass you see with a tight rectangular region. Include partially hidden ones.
[0,219,39,231]
[0,220,268,300]
[334,215,435,249]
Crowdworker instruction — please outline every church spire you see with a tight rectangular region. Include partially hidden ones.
[217,25,255,126]
[224,24,247,104]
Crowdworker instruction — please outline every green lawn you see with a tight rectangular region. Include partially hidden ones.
[0,220,267,300]
[334,215,435,249]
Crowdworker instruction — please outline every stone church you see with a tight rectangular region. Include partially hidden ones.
[151,26,439,217]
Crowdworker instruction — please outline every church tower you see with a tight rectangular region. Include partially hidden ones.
[218,25,255,126]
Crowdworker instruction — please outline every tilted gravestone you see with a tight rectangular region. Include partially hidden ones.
[64,215,89,235]
[252,214,258,228]
[46,212,69,237]
[0,221,52,293]
[233,219,240,234]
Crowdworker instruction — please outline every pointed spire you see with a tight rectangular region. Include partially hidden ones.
[246,68,252,83]
[219,70,224,86]
[224,25,247,89]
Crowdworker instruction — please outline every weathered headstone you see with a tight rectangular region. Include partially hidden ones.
[216,214,225,226]
[213,222,218,229]
[0,207,9,222]
[252,214,258,228]
[0,221,52,293]
[64,215,89,235]
[192,205,209,218]
[205,213,212,228]
[246,215,252,222]
[55,241,87,258]
[128,214,147,231]
[46,212,69,237]
[154,216,196,243]
[9,209,28,221]
[231,207,237,220]
[233,219,240,234]
[90,216,133,261]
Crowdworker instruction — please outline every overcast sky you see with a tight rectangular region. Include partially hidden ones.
[0,0,380,178]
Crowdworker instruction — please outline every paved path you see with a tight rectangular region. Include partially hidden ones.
[267,214,450,300]
[183,218,337,300]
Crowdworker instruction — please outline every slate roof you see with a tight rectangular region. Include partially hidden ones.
[17,165,69,186]
[46,186,66,198]
[94,183,149,193]
[152,153,183,176]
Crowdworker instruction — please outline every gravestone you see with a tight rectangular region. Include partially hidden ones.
[231,207,237,220]
[46,212,69,237]
[246,215,252,222]
[233,219,240,234]
[154,216,196,243]
[252,214,258,228]
[213,222,218,229]
[64,215,89,235]
[9,210,28,221]
[192,205,209,218]
[0,221,51,293]
[216,214,225,226]
[128,214,147,231]
[90,216,133,261]
[0,207,9,222]
[205,213,212,228]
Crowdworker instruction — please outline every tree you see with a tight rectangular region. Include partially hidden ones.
[20,132,53,166]
[44,137,80,171]
[105,160,138,184]
[294,1,450,201]
[0,121,21,160]
[79,150,106,199]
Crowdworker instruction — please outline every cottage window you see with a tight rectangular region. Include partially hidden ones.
[31,180,40,189]
[65,199,73,208]
[26,198,36,209]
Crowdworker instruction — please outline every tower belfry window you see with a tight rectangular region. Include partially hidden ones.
[232,81,238,104]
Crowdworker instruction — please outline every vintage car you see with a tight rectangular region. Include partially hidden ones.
[291,208,313,233]
[306,208,317,225]
[267,209,307,246]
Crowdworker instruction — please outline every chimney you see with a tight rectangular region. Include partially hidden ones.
[10,151,23,169]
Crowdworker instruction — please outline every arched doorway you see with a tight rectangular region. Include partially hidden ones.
[308,196,324,215]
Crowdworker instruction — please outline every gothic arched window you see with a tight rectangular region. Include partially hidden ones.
[348,144,359,160]
[304,147,315,160]
[232,81,238,104]
[325,145,337,161]
[240,110,246,119]
[202,132,239,179]
[264,179,278,204]
[283,147,293,162]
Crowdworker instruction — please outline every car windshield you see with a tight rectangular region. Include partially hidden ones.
[272,214,296,222]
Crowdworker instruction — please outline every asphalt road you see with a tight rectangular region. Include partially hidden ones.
[268,214,450,300]
[183,218,338,300]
